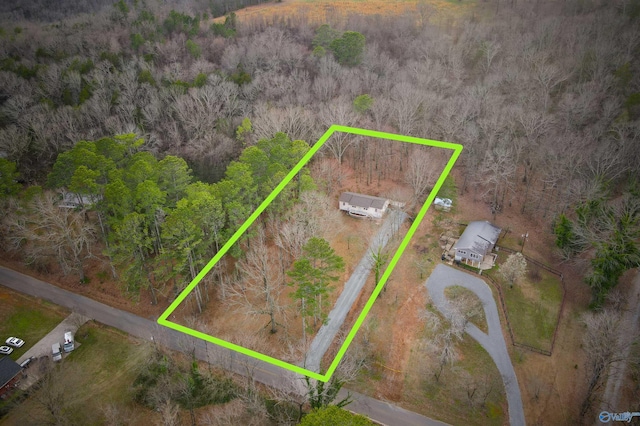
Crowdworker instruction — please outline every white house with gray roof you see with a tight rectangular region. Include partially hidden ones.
[339,192,389,219]
[453,221,501,267]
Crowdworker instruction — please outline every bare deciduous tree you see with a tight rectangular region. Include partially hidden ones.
[404,148,441,205]
[319,98,359,165]
[421,287,484,382]
[580,308,629,421]
[479,142,517,217]
[231,227,287,334]
[3,191,97,280]
[30,360,85,425]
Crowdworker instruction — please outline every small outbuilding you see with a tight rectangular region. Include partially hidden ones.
[339,192,389,219]
[0,357,22,399]
[453,221,501,267]
[58,191,102,209]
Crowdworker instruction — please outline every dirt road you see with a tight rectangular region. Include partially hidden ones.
[426,264,525,426]
[0,265,448,426]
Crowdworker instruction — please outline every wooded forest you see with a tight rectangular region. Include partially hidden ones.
[0,0,639,304]
[0,0,639,424]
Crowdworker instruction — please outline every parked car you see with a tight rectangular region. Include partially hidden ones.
[20,357,33,368]
[6,337,25,348]
[0,345,13,355]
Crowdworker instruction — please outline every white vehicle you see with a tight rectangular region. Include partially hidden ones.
[5,337,24,348]
[52,343,62,361]
[63,332,75,353]
[434,197,453,208]
[0,345,13,355]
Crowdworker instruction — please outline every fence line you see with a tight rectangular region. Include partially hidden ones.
[449,248,566,356]
[495,245,567,355]
[444,222,566,356]
[497,245,564,279]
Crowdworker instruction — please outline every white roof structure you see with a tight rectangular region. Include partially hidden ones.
[339,192,387,210]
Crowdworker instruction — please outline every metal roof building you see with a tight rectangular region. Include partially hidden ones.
[339,192,390,219]
[453,221,501,266]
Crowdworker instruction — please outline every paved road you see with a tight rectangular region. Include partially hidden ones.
[304,209,407,373]
[0,265,447,426]
[426,264,525,426]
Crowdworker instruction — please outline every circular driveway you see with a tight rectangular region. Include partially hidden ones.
[426,264,525,426]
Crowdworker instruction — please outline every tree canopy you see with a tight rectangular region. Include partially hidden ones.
[289,237,344,334]
[300,405,373,426]
[329,31,366,67]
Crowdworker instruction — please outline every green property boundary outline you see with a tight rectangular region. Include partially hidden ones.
[158,125,463,382]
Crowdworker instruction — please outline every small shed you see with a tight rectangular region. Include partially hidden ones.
[339,192,389,219]
[0,357,21,399]
[453,221,501,267]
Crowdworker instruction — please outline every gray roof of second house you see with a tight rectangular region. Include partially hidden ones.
[339,192,388,210]
[453,221,502,254]
[0,357,21,389]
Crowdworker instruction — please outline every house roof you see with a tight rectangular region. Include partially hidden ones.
[453,221,501,254]
[0,357,21,389]
[339,192,388,210]
[58,191,102,209]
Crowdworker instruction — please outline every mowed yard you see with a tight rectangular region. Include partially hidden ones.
[0,287,68,361]
[2,321,153,425]
[486,250,564,354]
[0,288,153,425]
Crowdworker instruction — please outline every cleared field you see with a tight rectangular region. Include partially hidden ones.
[216,0,474,26]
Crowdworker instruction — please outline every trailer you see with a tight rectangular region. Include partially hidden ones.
[52,343,62,361]
[63,332,75,353]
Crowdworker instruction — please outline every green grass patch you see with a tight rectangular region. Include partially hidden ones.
[496,232,523,252]
[486,254,563,352]
[0,288,68,361]
[3,322,153,424]
[70,323,148,405]
[435,174,458,209]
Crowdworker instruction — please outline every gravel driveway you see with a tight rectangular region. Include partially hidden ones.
[426,264,525,426]
[304,209,407,373]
